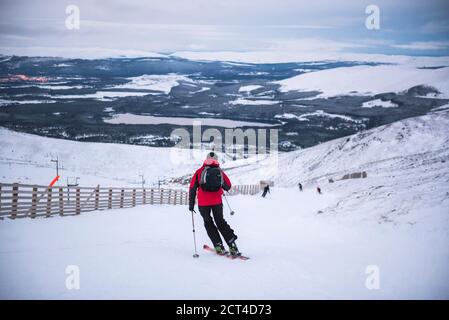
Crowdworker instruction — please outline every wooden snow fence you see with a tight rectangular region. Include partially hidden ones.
[0,182,260,219]
[0,183,188,219]
[228,184,260,196]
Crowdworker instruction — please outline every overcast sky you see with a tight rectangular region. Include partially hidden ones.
[0,0,448,57]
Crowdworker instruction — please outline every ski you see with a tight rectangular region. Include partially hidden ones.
[228,253,250,261]
[203,244,250,260]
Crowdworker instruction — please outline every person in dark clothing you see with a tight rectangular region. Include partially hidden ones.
[189,152,240,256]
[261,184,270,197]
[298,182,303,192]
[317,186,322,194]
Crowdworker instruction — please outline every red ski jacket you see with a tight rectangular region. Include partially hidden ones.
[188,159,231,210]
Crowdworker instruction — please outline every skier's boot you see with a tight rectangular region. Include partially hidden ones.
[214,243,227,255]
[228,242,241,257]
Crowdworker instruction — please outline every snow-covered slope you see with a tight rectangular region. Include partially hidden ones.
[0,111,448,299]
[1,110,448,226]
[0,129,198,187]
[112,74,197,94]
[228,110,449,226]
[275,64,449,98]
[0,128,260,187]
[1,187,448,299]
[173,51,449,98]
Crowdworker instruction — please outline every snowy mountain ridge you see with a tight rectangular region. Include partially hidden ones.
[275,64,449,98]
[228,109,449,226]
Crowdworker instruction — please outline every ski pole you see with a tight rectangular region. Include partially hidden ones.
[191,210,199,258]
[223,193,235,215]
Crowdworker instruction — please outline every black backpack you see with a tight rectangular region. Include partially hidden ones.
[199,166,223,192]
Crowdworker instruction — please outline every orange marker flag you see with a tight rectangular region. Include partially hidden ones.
[49,175,60,187]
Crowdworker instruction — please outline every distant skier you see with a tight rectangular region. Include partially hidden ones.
[317,186,322,194]
[261,184,270,198]
[189,152,240,256]
[298,182,303,192]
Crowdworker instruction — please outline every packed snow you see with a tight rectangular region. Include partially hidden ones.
[0,187,448,299]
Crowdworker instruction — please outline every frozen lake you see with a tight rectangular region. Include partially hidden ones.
[104,113,276,127]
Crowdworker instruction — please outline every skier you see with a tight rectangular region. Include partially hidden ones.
[189,152,240,256]
[261,184,270,198]
[298,182,303,192]
[317,186,322,194]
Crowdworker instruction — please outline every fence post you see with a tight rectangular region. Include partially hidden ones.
[46,187,52,217]
[132,189,136,207]
[143,189,146,205]
[95,186,100,210]
[150,188,154,205]
[59,187,64,216]
[174,190,178,205]
[0,184,2,213]
[160,189,164,204]
[120,188,124,208]
[11,183,19,219]
[30,186,37,218]
[76,188,81,214]
[108,188,112,209]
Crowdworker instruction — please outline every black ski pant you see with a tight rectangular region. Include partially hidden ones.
[199,204,237,247]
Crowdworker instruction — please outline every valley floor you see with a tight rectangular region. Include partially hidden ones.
[1,187,448,299]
